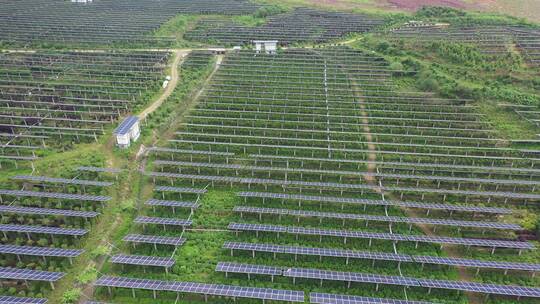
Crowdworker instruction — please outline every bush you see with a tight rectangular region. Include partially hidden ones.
[415,6,466,18]
[76,265,97,284]
[253,5,286,18]
[61,288,81,304]
[416,72,440,92]
[388,62,404,76]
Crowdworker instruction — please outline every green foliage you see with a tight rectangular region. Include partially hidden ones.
[415,6,466,19]
[232,15,266,27]
[90,245,111,259]
[253,5,287,18]
[61,288,81,304]
[120,199,136,212]
[388,61,404,75]
[76,265,98,284]
[416,71,439,92]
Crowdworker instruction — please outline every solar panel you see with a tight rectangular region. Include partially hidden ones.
[114,116,139,135]
[228,223,533,250]
[223,242,412,262]
[145,199,200,209]
[94,276,166,291]
[0,245,83,258]
[0,189,111,202]
[122,234,186,246]
[237,192,511,214]
[283,267,420,286]
[0,296,48,304]
[134,216,192,227]
[310,293,434,304]
[228,222,287,233]
[76,166,122,174]
[417,278,540,298]
[168,281,305,302]
[0,205,99,218]
[149,148,234,156]
[216,262,282,276]
[405,234,534,250]
[0,267,65,282]
[0,224,88,236]
[413,256,540,272]
[11,175,113,187]
[154,186,207,194]
[233,206,519,230]
[95,276,304,302]
[110,254,175,268]
[154,159,539,187]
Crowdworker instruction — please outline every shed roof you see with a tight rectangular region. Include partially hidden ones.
[114,116,139,135]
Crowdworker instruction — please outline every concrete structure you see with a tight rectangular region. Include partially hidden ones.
[253,40,278,54]
[71,0,93,3]
[114,116,140,148]
[208,48,226,55]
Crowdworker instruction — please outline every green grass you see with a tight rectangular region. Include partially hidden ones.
[232,15,267,27]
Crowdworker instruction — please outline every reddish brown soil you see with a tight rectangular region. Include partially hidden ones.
[387,0,466,10]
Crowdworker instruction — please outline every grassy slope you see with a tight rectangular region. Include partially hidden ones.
[3,3,538,303]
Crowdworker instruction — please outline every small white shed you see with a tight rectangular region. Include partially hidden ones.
[253,40,278,54]
[114,116,140,148]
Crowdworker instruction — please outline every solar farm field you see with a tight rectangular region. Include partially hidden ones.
[184,8,384,46]
[90,47,540,304]
[0,0,262,48]
[0,1,539,304]
[0,51,170,168]
[0,167,118,302]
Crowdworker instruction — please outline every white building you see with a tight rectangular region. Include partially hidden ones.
[71,0,93,3]
[114,116,140,148]
[253,40,278,54]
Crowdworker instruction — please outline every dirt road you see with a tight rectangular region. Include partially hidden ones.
[139,50,190,120]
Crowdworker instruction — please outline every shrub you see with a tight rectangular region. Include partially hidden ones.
[61,288,81,304]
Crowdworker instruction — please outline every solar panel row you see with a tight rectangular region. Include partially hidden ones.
[216,263,540,298]
[0,244,83,258]
[223,241,540,272]
[0,189,111,202]
[216,262,282,276]
[122,234,186,246]
[0,205,99,218]
[11,175,113,187]
[111,254,175,268]
[154,186,207,194]
[309,292,434,304]
[94,276,304,302]
[228,223,534,250]
[134,216,192,227]
[0,224,88,236]
[0,296,47,304]
[0,266,65,282]
[76,166,122,173]
[154,159,540,186]
[145,199,200,209]
[223,242,412,262]
[237,191,513,214]
[233,206,520,230]
[148,172,540,199]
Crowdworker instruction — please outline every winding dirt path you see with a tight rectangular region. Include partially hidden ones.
[139,50,189,120]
